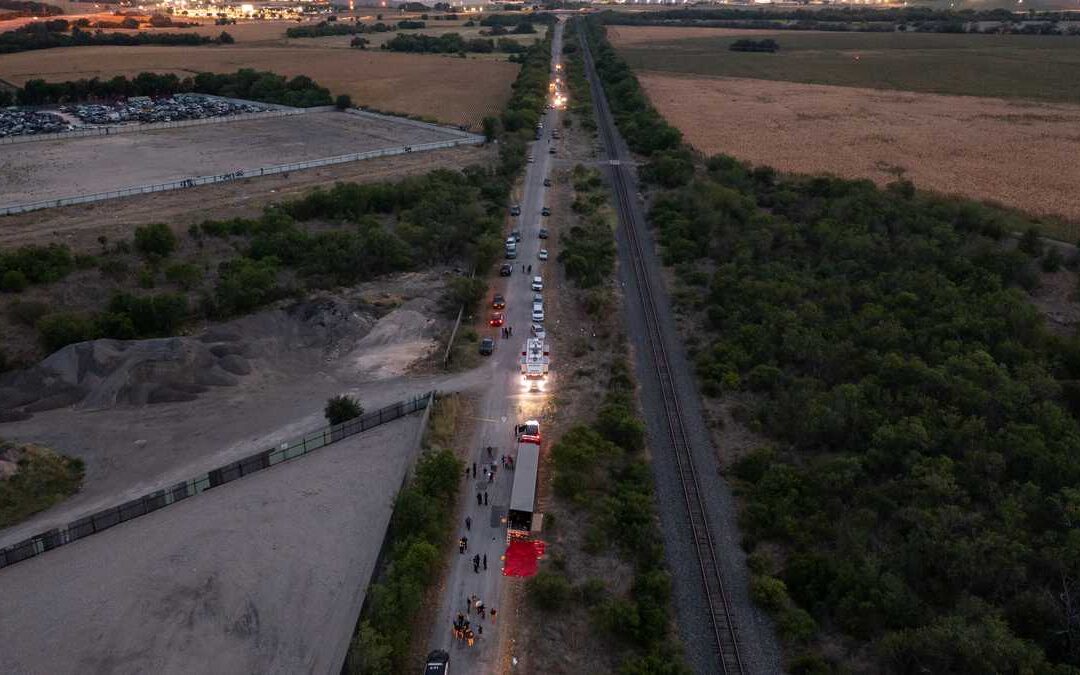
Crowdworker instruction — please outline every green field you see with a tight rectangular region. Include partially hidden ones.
[618,31,1080,103]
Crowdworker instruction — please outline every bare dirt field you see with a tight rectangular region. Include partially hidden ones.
[0,45,519,127]
[638,72,1080,227]
[0,143,493,251]
[0,110,465,208]
[0,413,425,675]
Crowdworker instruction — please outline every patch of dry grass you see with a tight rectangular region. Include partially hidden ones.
[638,72,1080,233]
[0,44,519,128]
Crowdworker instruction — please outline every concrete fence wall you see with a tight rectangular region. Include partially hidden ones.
[0,392,436,571]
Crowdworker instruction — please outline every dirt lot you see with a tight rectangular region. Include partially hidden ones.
[638,72,1080,228]
[0,110,466,208]
[0,413,427,675]
[0,44,519,128]
[0,143,493,251]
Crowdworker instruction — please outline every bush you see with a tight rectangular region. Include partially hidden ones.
[751,574,790,611]
[164,262,202,290]
[37,312,98,352]
[134,223,177,258]
[0,443,85,528]
[527,569,571,610]
[335,93,352,109]
[325,394,363,425]
[1,270,28,292]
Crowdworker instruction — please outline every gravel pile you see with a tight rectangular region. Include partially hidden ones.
[63,94,270,125]
[0,110,71,138]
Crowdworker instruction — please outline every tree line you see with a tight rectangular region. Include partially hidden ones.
[0,0,62,18]
[730,38,779,53]
[588,17,1080,672]
[0,22,231,54]
[17,68,332,107]
[381,32,527,55]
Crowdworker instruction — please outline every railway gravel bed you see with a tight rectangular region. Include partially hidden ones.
[580,27,783,675]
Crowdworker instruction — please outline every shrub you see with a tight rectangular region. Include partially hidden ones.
[164,262,202,290]
[134,223,177,258]
[37,312,98,352]
[751,574,790,612]
[325,394,363,425]
[1,270,28,292]
[527,569,571,611]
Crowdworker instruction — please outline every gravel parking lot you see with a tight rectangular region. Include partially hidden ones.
[0,110,466,208]
[0,415,424,675]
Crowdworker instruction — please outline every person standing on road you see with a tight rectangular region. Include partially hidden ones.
[490,608,497,623]
[476,492,482,506]
[483,492,489,505]
[465,516,472,531]
[472,462,476,478]
[483,553,488,570]
[473,554,480,573]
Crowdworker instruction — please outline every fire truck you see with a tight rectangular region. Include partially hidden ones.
[519,338,550,392]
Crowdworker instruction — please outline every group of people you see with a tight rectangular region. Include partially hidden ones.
[500,454,515,471]
[451,596,499,646]
[501,325,514,339]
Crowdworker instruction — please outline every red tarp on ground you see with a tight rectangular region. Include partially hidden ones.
[502,539,546,577]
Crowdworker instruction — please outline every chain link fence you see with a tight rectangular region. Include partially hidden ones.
[0,391,434,571]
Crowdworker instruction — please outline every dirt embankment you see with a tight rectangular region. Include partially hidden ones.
[637,72,1080,229]
[0,271,449,421]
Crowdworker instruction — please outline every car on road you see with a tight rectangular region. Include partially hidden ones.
[505,246,517,260]
[531,306,545,322]
[548,146,556,155]
[425,650,450,675]
[531,276,543,291]
[538,228,549,239]
[531,323,546,339]
[511,230,522,242]
[533,293,543,303]
[541,207,550,217]
[500,263,513,276]
[510,204,521,216]
[489,312,505,327]
[527,155,534,163]
[492,293,505,309]
[538,248,549,261]
[543,178,552,187]
[479,337,495,355]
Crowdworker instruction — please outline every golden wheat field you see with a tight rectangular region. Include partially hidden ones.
[638,72,1080,225]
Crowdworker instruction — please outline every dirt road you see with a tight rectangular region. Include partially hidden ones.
[424,19,566,672]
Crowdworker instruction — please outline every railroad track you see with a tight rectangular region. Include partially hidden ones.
[578,28,747,675]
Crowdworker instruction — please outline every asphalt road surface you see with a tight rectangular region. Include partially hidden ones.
[425,19,566,672]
